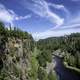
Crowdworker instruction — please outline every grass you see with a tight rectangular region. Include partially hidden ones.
[32,47,40,57]
[28,47,39,80]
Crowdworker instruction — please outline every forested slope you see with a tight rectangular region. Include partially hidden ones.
[0,22,57,80]
[0,22,34,80]
[37,33,80,69]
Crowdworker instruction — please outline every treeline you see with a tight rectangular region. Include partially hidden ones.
[29,48,57,80]
[0,22,33,39]
[0,22,34,51]
[37,33,80,69]
[35,37,54,80]
[0,22,58,80]
[0,22,35,80]
[37,37,63,51]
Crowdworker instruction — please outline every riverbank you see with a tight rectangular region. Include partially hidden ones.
[64,62,80,73]
[46,59,57,80]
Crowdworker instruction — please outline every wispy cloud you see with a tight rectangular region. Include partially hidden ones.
[32,18,80,40]
[15,15,31,20]
[20,0,80,40]
[0,3,31,26]
[71,0,80,2]
[54,23,80,30]
[1,0,79,40]
[33,23,80,41]
[21,0,64,27]
[0,4,15,25]
[48,3,70,19]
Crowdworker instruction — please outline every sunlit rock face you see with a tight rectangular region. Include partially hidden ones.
[0,37,32,80]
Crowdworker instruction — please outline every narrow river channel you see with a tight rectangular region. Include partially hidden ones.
[54,56,80,80]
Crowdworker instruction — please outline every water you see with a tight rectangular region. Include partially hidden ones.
[54,56,80,80]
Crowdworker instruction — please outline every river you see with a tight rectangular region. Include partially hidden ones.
[54,56,80,80]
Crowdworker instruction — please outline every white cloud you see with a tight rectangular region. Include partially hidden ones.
[21,0,64,27]
[33,12,80,40]
[15,15,31,20]
[48,3,70,19]
[32,23,80,41]
[55,23,80,30]
[0,3,31,26]
[20,0,80,40]
[71,0,80,1]
[0,4,14,24]
[49,3,64,9]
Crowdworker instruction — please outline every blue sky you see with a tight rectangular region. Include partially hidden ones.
[0,0,80,40]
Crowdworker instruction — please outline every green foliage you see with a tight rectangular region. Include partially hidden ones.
[37,51,47,67]
[0,22,35,80]
[0,22,6,36]
[38,67,48,80]
[37,50,52,67]
[0,69,9,80]
[41,50,52,63]
[29,56,39,80]
[66,54,75,66]
[75,52,80,68]
[37,37,63,51]
[0,22,34,41]
[48,71,57,80]
[37,33,80,69]
[28,48,39,80]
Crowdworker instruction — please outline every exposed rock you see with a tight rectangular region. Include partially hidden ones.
[0,37,32,80]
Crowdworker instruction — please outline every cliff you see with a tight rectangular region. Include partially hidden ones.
[0,22,34,80]
[0,37,33,80]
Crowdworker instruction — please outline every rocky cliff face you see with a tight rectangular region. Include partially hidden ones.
[0,37,32,80]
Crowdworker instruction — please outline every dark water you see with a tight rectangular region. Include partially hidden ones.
[54,56,80,80]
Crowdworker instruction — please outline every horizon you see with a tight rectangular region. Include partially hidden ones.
[0,0,80,40]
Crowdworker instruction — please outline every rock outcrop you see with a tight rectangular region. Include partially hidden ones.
[0,37,32,80]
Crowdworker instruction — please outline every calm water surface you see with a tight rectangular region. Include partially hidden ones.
[54,56,80,80]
